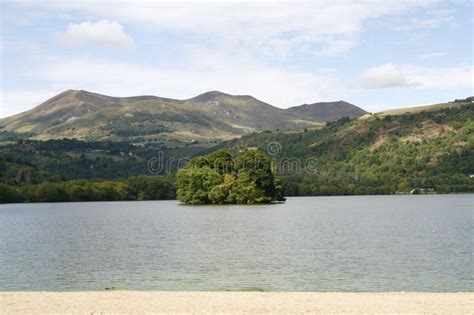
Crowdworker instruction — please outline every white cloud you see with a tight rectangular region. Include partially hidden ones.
[358,63,418,89]
[61,20,134,48]
[359,63,473,90]
[21,0,436,56]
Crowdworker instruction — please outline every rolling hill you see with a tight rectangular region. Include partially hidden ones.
[287,101,367,122]
[1,90,336,142]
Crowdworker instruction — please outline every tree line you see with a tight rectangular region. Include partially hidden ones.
[0,176,175,203]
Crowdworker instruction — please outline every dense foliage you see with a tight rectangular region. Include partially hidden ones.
[0,138,209,182]
[176,150,285,204]
[222,103,474,195]
[0,176,175,204]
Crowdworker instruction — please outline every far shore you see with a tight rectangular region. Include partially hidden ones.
[1,291,473,314]
[2,193,474,206]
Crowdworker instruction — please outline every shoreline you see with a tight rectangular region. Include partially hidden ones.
[1,291,473,313]
[2,193,473,205]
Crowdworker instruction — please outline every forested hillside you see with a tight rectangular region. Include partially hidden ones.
[0,99,472,202]
[222,101,473,195]
[0,139,186,203]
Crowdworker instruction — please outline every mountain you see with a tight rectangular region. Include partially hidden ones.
[286,101,367,122]
[0,90,323,142]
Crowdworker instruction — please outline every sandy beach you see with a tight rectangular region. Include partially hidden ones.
[1,291,472,314]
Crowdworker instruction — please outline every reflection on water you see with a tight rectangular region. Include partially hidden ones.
[0,195,472,292]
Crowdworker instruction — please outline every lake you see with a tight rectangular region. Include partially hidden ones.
[0,195,472,292]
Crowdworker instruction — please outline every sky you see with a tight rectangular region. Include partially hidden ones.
[0,0,473,117]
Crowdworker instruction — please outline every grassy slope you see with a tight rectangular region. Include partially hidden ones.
[375,100,470,116]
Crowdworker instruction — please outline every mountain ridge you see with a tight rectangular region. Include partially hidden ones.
[4,90,468,143]
[0,90,362,142]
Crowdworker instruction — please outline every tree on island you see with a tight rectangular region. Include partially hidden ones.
[177,149,285,204]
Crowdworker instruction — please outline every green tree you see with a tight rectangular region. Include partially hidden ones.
[177,149,285,204]
[177,166,222,204]
[398,181,411,192]
[0,184,22,203]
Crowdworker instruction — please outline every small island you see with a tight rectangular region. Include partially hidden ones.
[177,150,285,204]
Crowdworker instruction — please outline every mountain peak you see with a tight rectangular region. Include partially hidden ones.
[49,89,107,102]
[190,91,232,102]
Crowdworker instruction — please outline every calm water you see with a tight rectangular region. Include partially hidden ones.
[0,195,472,292]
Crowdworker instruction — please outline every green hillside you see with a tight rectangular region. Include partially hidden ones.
[220,101,474,195]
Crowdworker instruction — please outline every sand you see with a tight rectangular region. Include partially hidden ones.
[1,291,473,314]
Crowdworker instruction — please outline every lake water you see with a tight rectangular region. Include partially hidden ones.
[0,195,472,292]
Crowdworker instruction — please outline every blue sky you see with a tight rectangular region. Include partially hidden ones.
[0,0,472,117]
